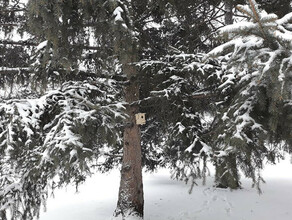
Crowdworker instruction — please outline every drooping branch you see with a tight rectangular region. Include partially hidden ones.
[191,93,217,99]
[0,23,20,27]
[0,40,36,47]
[0,67,30,75]
[0,8,26,13]
[0,40,101,50]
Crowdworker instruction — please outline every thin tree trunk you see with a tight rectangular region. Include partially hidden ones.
[0,210,7,220]
[215,0,240,190]
[224,0,233,25]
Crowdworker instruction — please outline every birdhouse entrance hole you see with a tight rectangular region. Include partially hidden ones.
[135,113,146,125]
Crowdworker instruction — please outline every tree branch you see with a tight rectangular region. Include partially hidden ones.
[0,40,36,47]
[0,8,26,13]
[0,67,30,74]
[0,23,20,27]
[0,40,101,50]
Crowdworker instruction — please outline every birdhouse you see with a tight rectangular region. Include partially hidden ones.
[135,113,146,125]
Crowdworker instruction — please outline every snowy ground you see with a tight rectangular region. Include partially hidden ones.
[39,157,292,220]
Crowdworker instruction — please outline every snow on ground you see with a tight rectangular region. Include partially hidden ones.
[39,156,292,220]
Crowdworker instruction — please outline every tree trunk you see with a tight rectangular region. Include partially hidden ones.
[215,1,240,190]
[215,154,240,189]
[114,63,144,219]
[0,210,7,220]
[224,0,233,25]
[113,15,144,217]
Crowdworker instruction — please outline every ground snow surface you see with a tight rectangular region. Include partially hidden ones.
[40,157,292,220]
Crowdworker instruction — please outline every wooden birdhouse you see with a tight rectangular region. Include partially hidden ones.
[135,113,146,125]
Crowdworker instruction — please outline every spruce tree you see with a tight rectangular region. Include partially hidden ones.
[1,0,202,219]
[206,0,292,191]
[0,0,126,219]
[0,0,224,219]
[0,0,33,99]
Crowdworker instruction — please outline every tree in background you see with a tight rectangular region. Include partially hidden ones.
[0,0,33,99]
[206,0,292,191]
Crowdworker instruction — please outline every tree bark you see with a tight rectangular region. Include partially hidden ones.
[114,65,144,217]
[215,154,240,189]
[215,0,240,190]
[224,0,233,25]
[113,10,144,217]
[0,210,7,220]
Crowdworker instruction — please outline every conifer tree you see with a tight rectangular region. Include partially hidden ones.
[0,0,225,219]
[1,0,205,219]
[0,0,33,98]
[0,0,126,219]
[206,0,292,191]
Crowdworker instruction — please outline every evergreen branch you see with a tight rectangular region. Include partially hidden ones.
[0,23,20,27]
[277,12,292,25]
[249,0,260,22]
[236,5,255,19]
[0,40,36,47]
[0,40,102,50]
[191,93,217,99]
[248,0,269,42]
[0,8,26,13]
[0,67,30,74]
